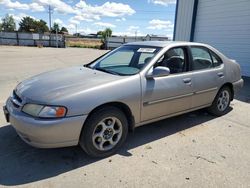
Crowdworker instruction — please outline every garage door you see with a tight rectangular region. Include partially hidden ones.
[193,0,250,76]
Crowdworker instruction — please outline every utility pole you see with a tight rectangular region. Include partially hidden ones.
[56,27,58,48]
[48,5,53,47]
[48,5,53,31]
[135,30,138,41]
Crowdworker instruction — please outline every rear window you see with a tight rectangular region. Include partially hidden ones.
[210,50,223,67]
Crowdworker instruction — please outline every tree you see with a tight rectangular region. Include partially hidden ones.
[97,28,112,49]
[1,14,16,32]
[97,31,103,36]
[18,16,36,32]
[34,19,49,33]
[104,28,112,38]
[18,17,49,33]
[51,23,60,33]
[60,26,68,33]
[98,28,112,42]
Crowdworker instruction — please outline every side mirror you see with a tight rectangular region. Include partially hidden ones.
[146,66,170,78]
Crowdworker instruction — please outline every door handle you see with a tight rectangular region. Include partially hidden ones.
[183,78,192,85]
[217,72,224,78]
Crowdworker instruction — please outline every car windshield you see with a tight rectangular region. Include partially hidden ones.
[88,45,161,76]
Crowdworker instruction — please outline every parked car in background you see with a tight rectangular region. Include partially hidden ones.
[3,41,243,157]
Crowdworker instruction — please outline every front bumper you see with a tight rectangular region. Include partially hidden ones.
[4,98,87,148]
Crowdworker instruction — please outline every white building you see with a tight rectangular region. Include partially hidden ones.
[174,0,250,76]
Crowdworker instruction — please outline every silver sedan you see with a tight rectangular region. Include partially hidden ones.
[3,41,243,157]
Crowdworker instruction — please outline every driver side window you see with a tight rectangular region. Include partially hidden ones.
[155,47,186,74]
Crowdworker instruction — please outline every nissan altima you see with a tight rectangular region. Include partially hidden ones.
[3,41,243,157]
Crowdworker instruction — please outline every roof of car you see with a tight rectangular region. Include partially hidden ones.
[124,41,207,48]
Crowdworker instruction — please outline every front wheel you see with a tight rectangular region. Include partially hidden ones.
[208,86,232,116]
[79,106,128,158]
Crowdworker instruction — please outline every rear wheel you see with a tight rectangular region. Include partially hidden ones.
[208,86,232,116]
[79,106,128,157]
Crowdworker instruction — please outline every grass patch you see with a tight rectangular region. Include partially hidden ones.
[66,38,102,49]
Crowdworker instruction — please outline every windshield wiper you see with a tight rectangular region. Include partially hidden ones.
[94,67,120,75]
[83,64,91,68]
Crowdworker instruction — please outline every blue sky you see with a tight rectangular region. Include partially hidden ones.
[0,0,176,37]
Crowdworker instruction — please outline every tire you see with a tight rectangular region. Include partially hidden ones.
[79,106,128,158]
[208,86,232,116]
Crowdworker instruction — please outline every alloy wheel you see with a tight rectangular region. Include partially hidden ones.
[217,90,230,111]
[92,117,123,151]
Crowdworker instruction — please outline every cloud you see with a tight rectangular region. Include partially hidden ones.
[113,25,143,36]
[94,22,116,28]
[54,18,63,25]
[69,17,80,25]
[148,0,176,6]
[0,0,135,21]
[0,0,29,10]
[75,1,135,21]
[147,19,174,30]
[10,13,37,23]
[0,0,45,11]
[77,27,96,34]
[70,14,100,23]
[113,31,145,37]
[34,0,75,14]
[99,2,135,17]
[66,24,95,34]
[128,25,140,31]
[116,17,126,22]
[29,3,45,12]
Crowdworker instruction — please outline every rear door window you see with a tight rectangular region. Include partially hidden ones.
[191,47,213,70]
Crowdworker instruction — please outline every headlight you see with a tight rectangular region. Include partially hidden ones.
[22,104,67,118]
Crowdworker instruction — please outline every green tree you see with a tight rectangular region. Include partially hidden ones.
[97,28,112,49]
[60,26,68,33]
[51,22,60,33]
[1,14,16,32]
[34,19,49,33]
[98,28,112,42]
[104,28,112,38]
[18,17,49,33]
[18,16,35,32]
[97,31,103,36]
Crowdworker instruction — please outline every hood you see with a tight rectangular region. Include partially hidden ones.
[15,66,122,103]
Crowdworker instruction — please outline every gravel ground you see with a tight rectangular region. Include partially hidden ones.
[0,46,249,188]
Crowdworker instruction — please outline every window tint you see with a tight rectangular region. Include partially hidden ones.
[191,47,213,70]
[99,50,134,67]
[155,47,186,74]
[210,51,223,67]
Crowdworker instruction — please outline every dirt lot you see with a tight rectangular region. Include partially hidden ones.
[0,46,250,188]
